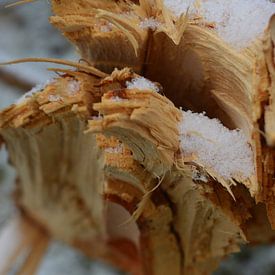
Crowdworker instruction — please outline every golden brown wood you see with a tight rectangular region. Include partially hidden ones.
[0,1,275,274]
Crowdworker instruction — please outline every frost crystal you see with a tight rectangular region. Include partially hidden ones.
[164,0,275,48]
[139,17,161,30]
[105,144,124,154]
[48,95,63,102]
[99,23,113,33]
[110,96,128,102]
[179,111,254,181]
[126,77,159,92]
[67,80,80,96]
[164,0,198,17]
[92,114,103,121]
[16,79,54,104]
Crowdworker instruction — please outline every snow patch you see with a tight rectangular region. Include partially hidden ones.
[139,17,161,30]
[126,77,159,92]
[67,80,80,96]
[110,96,128,102]
[100,23,113,33]
[105,144,124,154]
[92,114,103,121]
[16,79,54,104]
[164,0,275,48]
[164,0,198,17]
[48,94,63,102]
[179,111,254,181]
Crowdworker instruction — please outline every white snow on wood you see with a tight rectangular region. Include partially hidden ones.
[179,111,254,181]
[105,144,124,154]
[16,79,54,104]
[110,96,128,102]
[139,17,161,30]
[48,94,63,102]
[164,0,275,48]
[99,23,113,33]
[67,80,80,96]
[16,79,79,105]
[126,77,159,92]
[164,0,198,17]
[92,114,103,121]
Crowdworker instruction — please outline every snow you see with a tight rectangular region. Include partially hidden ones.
[179,111,254,181]
[92,114,103,121]
[139,17,161,30]
[164,0,198,17]
[67,80,80,96]
[126,77,159,92]
[48,94,63,102]
[99,23,113,33]
[164,0,275,48]
[16,79,54,104]
[16,79,79,105]
[110,96,128,102]
[105,144,124,154]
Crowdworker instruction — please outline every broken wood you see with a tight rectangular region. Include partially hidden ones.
[0,1,275,274]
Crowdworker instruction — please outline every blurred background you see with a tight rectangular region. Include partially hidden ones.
[0,1,275,274]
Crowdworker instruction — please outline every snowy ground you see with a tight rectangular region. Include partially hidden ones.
[0,1,275,275]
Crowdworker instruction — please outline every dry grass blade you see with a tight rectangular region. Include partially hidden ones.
[0,57,107,78]
[5,0,36,8]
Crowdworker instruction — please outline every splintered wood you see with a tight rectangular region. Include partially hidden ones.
[0,1,274,275]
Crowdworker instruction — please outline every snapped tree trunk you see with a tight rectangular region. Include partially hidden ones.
[0,1,275,274]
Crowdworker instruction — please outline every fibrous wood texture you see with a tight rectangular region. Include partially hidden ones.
[0,1,275,275]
